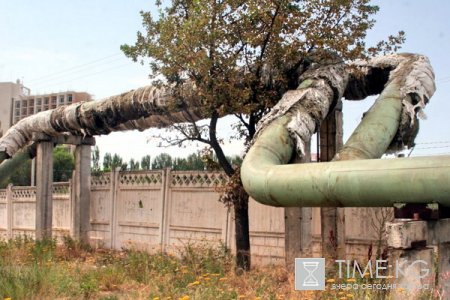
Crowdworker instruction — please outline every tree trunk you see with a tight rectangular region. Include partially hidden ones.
[234,192,251,272]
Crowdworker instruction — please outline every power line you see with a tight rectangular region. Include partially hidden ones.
[26,53,123,84]
[437,75,450,82]
[414,145,450,150]
[30,57,124,87]
[31,57,126,88]
[411,152,450,157]
[415,141,450,145]
[32,63,130,92]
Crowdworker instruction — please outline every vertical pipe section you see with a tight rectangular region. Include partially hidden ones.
[0,144,36,183]
[241,85,450,207]
[334,82,403,161]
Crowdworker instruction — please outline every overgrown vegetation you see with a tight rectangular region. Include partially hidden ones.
[0,145,74,188]
[92,145,242,173]
[121,0,405,271]
[0,236,441,299]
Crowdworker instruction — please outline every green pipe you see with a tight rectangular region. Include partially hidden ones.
[241,81,448,207]
[244,153,450,207]
[0,144,36,183]
[334,82,403,161]
[0,152,7,165]
[241,115,450,207]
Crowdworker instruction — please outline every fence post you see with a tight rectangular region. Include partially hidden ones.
[285,141,311,271]
[34,134,54,240]
[160,168,171,253]
[6,184,13,239]
[71,143,92,244]
[110,167,120,249]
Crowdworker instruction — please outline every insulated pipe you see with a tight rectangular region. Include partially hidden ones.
[241,115,450,207]
[241,64,446,207]
[0,144,36,182]
[333,82,403,161]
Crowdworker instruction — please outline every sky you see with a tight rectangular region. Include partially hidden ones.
[1,0,449,163]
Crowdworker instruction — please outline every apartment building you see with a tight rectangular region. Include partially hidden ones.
[0,80,30,135]
[0,80,91,135]
[12,91,91,125]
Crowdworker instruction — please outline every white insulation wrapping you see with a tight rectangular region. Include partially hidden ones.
[253,53,436,158]
[0,53,436,160]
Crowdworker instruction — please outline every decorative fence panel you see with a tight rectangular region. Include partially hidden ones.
[163,171,231,253]
[52,183,71,238]
[90,173,114,248]
[12,186,37,238]
[248,200,285,265]
[0,183,71,240]
[0,189,8,239]
[114,171,165,251]
[0,170,387,265]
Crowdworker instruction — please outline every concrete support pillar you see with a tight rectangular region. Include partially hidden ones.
[319,104,345,267]
[71,143,92,244]
[35,136,54,239]
[6,184,13,239]
[285,141,311,271]
[387,218,450,298]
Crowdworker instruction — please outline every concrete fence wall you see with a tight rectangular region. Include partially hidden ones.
[0,183,71,240]
[0,169,388,266]
[89,169,286,265]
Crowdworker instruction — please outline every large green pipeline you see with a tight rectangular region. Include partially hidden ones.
[241,80,450,207]
[241,114,450,207]
[0,144,36,183]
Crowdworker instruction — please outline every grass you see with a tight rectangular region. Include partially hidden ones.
[0,236,442,299]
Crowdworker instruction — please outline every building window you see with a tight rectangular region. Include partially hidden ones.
[59,95,65,104]
[68,94,73,103]
[51,96,57,104]
[15,101,20,108]
[21,108,27,115]
[37,108,42,113]
[15,109,20,116]
[37,98,42,106]
[44,97,49,105]
[22,100,27,107]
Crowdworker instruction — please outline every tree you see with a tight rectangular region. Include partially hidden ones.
[0,160,31,188]
[92,145,101,175]
[129,158,140,170]
[173,152,205,170]
[103,152,125,171]
[141,155,152,170]
[103,152,113,171]
[151,153,173,169]
[0,144,74,186]
[53,145,75,182]
[122,0,404,271]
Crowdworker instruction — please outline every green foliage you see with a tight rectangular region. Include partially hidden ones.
[103,152,113,171]
[0,159,31,188]
[53,145,75,182]
[0,237,441,299]
[151,153,174,169]
[141,154,151,170]
[128,158,140,170]
[102,152,125,171]
[79,272,99,298]
[0,145,75,187]
[121,0,405,216]
[122,0,405,142]
[173,152,205,171]
[91,145,101,175]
